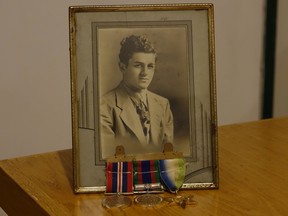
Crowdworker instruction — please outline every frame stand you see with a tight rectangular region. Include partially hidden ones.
[106,143,183,163]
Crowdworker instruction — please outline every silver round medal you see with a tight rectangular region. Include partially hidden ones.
[134,194,163,206]
[102,194,132,209]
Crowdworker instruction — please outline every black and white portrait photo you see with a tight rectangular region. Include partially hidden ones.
[96,28,193,159]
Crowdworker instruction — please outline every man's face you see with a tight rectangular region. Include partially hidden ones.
[121,52,156,91]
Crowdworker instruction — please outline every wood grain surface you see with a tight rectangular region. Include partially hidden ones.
[1,117,288,215]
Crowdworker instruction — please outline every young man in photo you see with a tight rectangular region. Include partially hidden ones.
[100,35,174,158]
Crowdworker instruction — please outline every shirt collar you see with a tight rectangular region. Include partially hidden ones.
[122,82,148,104]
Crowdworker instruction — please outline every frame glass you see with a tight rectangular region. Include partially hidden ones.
[69,3,218,193]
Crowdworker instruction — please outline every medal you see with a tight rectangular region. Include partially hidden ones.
[164,194,197,209]
[159,158,194,208]
[159,158,186,193]
[102,194,132,209]
[134,194,163,206]
[133,159,163,206]
[133,160,163,193]
[103,161,133,209]
[106,161,133,194]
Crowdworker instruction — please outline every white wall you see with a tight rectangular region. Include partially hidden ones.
[274,0,288,117]
[0,0,265,160]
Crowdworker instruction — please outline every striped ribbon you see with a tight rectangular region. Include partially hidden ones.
[159,158,186,192]
[133,160,162,192]
[106,161,133,194]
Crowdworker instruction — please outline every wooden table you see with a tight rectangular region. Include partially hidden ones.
[1,117,288,215]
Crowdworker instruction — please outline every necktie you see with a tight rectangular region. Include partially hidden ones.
[136,100,150,141]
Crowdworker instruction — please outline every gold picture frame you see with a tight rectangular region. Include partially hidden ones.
[69,3,218,193]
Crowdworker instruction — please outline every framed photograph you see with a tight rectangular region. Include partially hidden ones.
[69,3,218,193]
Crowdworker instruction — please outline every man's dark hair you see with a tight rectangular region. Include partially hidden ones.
[119,35,156,66]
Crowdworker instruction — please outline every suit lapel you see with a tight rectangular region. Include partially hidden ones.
[115,85,147,144]
[147,92,162,145]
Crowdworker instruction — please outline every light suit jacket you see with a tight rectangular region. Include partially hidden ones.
[100,83,174,157]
